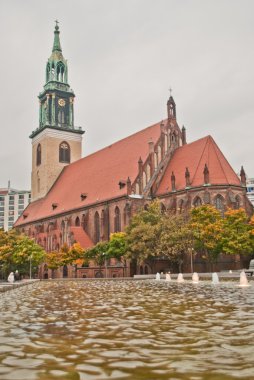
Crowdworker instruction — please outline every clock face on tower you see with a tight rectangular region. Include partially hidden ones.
[58,98,66,107]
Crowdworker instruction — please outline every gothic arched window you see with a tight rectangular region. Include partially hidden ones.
[59,141,70,163]
[114,207,121,232]
[157,145,162,163]
[235,195,241,209]
[214,194,225,215]
[75,217,80,227]
[46,63,50,82]
[160,203,166,214]
[143,171,147,188]
[193,196,202,208]
[146,164,151,182]
[94,212,100,244]
[179,199,184,214]
[58,109,65,125]
[56,62,65,82]
[51,63,55,80]
[36,144,41,166]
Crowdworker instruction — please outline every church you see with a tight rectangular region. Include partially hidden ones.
[15,23,253,278]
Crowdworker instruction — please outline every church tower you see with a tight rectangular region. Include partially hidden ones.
[30,22,84,201]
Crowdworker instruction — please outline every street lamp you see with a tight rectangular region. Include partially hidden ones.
[29,254,33,279]
[190,248,194,273]
[102,253,108,278]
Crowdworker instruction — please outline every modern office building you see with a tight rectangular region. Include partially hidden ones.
[246,178,254,206]
[0,184,31,230]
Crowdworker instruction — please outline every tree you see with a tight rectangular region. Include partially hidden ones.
[157,213,193,271]
[107,232,127,260]
[220,208,253,255]
[84,241,109,269]
[190,205,223,264]
[125,201,162,263]
[69,242,85,266]
[0,229,45,278]
[45,251,63,270]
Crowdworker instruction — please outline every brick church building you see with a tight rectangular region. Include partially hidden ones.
[15,23,253,278]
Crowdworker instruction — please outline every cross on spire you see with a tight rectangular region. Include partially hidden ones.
[169,87,172,97]
[55,20,59,30]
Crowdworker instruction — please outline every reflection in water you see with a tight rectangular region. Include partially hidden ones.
[0,280,253,380]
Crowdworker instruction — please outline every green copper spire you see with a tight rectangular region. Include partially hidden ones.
[30,22,85,139]
[52,20,62,52]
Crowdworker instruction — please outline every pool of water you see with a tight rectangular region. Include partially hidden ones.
[0,279,254,380]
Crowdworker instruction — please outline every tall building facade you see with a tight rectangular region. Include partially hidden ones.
[30,22,84,201]
[15,23,253,278]
[0,184,30,231]
[246,177,254,205]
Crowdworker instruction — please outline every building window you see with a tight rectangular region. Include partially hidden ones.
[178,199,184,214]
[36,144,41,166]
[75,216,80,226]
[114,207,121,232]
[193,196,202,207]
[214,194,224,215]
[160,203,166,214]
[235,196,241,209]
[58,109,65,125]
[94,212,100,244]
[59,141,70,163]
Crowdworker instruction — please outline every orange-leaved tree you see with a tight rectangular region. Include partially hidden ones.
[190,204,223,264]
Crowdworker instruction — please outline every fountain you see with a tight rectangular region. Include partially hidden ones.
[192,272,199,283]
[239,270,250,287]
[177,273,184,283]
[165,273,171,282]
[155,272,161,281]
[212,272,219,284]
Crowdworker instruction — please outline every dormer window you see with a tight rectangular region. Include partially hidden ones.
[52,203,58,210]
[119,180,126,189]
[81,193,87,201]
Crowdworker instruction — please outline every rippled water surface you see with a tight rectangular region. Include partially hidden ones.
[0,280,254,380]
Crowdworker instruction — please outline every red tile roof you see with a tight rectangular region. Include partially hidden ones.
[15,120,162,226]
[156,135,241,195]
[70,227,93,249]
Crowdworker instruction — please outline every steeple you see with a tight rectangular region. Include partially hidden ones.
[167,95,176,119]
[30,22,84,202]
[52,20,62,52]
[30,21,85,138]
[46,21,68,87]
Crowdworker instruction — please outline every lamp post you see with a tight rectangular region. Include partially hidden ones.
[29,254,33,280]
[29,255,32,279]
[190,248,194,273]
[103,253,108,278]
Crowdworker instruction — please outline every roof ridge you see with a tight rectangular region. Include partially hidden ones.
[67,119,167,168]
[209,137,230,185]
[190,136,210,185]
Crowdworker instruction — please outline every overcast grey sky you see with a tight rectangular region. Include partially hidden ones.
[0,0,254,190]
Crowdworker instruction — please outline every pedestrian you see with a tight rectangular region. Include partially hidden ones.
[7,272,15,283]
[14,270,20,281]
